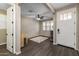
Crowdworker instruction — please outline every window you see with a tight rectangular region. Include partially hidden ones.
[47,21,50,30]
[64,13,67,20]
[60,14,64,20]
[42,21,53,31]
[43,22,45,30]
[51,21,54,30]
[60,12,72,20]
[68,12,72,19]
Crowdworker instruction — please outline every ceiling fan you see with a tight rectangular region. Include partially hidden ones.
[36,14,44,20]
[27,13,53,21]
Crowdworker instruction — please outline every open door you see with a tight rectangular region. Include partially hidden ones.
[7,4,21,54]
[56,8,76,48]
[7,7,14,53]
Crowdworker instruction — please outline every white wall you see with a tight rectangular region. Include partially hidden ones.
[21,16,39,39]
[0,10,7,45]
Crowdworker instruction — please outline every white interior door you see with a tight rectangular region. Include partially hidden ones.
[7,7,14,53]
[56,8,76,48]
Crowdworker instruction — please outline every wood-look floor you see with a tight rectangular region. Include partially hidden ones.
[0,45,14,56]
[0,39,78,56]
[19,39,78,56]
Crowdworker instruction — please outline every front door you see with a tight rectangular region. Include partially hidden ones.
[56,8,76,48]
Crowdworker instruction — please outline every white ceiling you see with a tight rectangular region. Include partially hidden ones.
[20,3,72,17]
[0,3,73,13]
[0,3,72,14]
[51,3,71,10]
[0,3,73,20]
[20,3,52,17]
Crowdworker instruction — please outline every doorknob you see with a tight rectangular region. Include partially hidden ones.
[57,28,60,33]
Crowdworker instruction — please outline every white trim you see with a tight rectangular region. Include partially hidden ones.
[53,14,56,45]
[53,42,57,45]
[15,51,21,55]
[13,4,16,54]
[0,43,6,45]
[75,47,78,51]
[46,3,55,13]
[74,7,77,51]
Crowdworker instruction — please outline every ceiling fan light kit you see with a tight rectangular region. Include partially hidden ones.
[36,18,40,20]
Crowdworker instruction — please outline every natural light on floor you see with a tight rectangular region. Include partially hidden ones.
[30,36,48,43]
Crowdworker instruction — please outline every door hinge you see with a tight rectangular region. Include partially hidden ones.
[74,43,75,46]
[12,21,14,24]
[74,22,75,24]
[12,46,13,48]
[12,9,13,11]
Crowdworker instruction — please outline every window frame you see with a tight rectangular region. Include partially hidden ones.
[42,20,53,31]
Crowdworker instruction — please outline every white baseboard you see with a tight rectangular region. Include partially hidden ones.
[75,47,79,52]
[15,51,21,55]
[75,48,79,51]
[53,42,57,45]
[0,43,6,45]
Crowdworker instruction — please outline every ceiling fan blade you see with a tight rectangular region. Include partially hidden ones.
[40,16,44,19]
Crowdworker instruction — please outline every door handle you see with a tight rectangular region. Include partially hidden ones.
[57,29,60,33]
[12,33,14,36]
[6,33,8,36]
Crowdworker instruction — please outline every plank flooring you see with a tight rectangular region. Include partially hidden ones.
[19,39,78,56]
[0,39,78,56]
[0,45,14,56]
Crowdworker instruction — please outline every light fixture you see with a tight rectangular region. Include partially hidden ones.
[37,18,40,20]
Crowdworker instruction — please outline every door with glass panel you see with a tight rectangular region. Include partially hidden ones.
[56,8,76,48]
